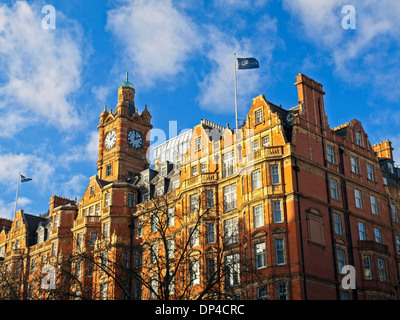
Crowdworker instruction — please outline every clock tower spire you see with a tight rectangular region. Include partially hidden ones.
[97,73,152,182]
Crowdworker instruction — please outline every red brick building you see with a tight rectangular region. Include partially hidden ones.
[0,73,399,300]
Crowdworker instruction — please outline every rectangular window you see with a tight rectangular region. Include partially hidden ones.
[337,249,346,274]
[271,165,280,184]
[106,164,112,177]
[358,222,367,240]
[95,203,100,216]
[100,283,108,300]
[262,135,270,147]
[363,256,372,279]
[104,193,111,207]
[151,214,158,233]
[378,258,386,282]
[200,162,207,173]
[135,248,143,268]
[195,137,202,152]
[207,223,215,243]
[251,169,262,190]
[103,222,110,238]
[191,165,198,176]
[190,194,199,212]
[151,244,158,264]
[253,204,264,228]
[354,189,363,209]
[374,228,383,244]
[396,235,400,254]
[388,163,394,173]
[275,239,285,265]
[167,239,175,259]
[367,164,374,181]
[370,195,378,215]
[254,242,266,269]
[207,189,214,208]
[150,277,158,299]
[330,179,339,200]
[224,217,238,245]
[134,281,142,300]
[128,192,136,207]
[223,184,237,212]
[392,204,399,223]
[257,286,268,300]
[273,201,282,223]
[89,206,94,216]
[142,190,149,202]
[51,241,58,256]
[76,233,83,249]
[190,260,200,285]
[167,208,175,227]
[190,226,199,247]
[222,150,235,178]
[356,132,362,146]
[172,180,179,190]
[277,283,287,300]
[252,140,259,151]
[225,253,240,286]
[255,109,263,124]
[30,258,36,274]
[83,208,88,217]
[90,231,99,246]
[334,213,343,235]
[54,214,60,228]
[351,157,358,174]
[206,258,215,281]
[327,146,335,164]
[136,219,143,238]
[90,185,95,196]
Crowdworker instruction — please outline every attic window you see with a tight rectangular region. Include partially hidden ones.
[356,132,362,146]
[195,137,202,152]
[90,186,95,196]
[161,166,167,176]
[255,109,263,124]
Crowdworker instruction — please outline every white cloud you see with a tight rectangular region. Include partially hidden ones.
[282,0,400,99]
[196,21,276,116]
[0,153,55,192]
[0,197,32,220]
[60,174,88,200]
[0,1,84,136]
[107,0,202,87]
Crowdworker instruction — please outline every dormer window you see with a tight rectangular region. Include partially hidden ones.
[255,109,263,124]
[356,132,362,146]
[195,137,202,152]
[90,185,95,196]
[15,219,20,230]
[161,166,167,176]
[388,163,394,174]
[143,174,149,183]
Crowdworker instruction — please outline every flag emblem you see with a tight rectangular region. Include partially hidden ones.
[237,57,259,70]
[20,174,32,183]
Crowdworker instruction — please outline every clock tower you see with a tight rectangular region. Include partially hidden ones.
[97,73,152,182]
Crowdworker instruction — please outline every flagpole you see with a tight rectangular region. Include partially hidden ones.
[14,172,20,215]
[234,53,238,132]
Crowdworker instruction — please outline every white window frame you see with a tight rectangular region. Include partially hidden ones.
[370,195,378,215]
[354,189,363,209]
[254,242,266,269]
[273,201,282,223]
[252,169,262,190]
[271,165,280,185]
[253,204,264,228]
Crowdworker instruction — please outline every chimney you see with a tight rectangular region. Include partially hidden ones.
[373,140,393,160]
[294,73,328,132]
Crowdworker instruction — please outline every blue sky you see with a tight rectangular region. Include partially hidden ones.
[0,0,399,219]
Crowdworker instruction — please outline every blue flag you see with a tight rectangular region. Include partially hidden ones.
[237,57,259,70]
[20,174,32,183]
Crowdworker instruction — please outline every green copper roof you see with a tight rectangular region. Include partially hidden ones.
[121,72,134,88]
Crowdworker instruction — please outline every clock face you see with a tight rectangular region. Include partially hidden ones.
[105,130,117,149]
[128,130,143,149]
